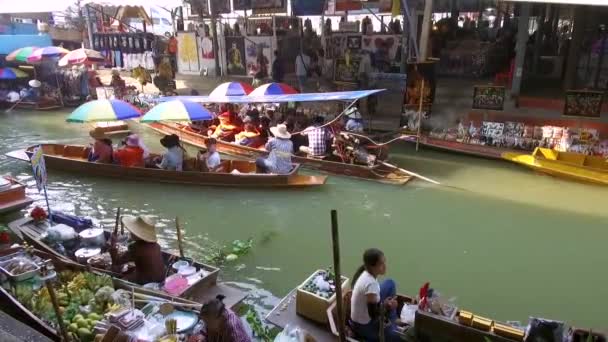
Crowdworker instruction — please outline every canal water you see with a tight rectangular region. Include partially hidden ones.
[1,109,606,328]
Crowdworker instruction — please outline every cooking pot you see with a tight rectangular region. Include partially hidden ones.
[75,247,101,263]
[79,228,106,246]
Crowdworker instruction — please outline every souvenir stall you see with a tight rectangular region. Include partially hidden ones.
[92,33,156,71]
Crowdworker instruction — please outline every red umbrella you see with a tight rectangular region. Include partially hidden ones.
[58,48,105,67]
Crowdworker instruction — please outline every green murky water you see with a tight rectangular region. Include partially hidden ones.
[1,109,606,328]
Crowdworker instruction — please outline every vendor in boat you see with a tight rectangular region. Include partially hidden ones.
[109,215,166,285]
[234,117,262,147]
[198,138,223,172]
[110,68,126,99]
[255,124,293,174]
[209,111,242,142]
[114,134,146,168]
[350,248,400,342]
[188,295,252,342]
[344,107,365,133]
[88,127,113,164]
[156,134,184,171]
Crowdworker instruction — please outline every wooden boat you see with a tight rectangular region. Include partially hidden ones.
[8,217,247,308]
[417,135,512,159]
[0,176,33,214]
[6,144,327,188]
[502,147,608,185]
[0,247,197,341]
[144,122,412,185]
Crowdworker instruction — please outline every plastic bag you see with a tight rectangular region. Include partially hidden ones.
[400,304,418,325]
[46,224,78,241]
[525,317,565,342]
[274,325,314,342]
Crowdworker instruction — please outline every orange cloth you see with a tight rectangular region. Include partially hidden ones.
[168,37,178,55]
[213,122,242,141]
[114,146,144,167]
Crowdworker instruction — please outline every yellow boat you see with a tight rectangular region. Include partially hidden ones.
[502,147,608,185]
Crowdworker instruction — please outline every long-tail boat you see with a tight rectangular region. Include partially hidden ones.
[0,176,33,214]
[145,122,412,185]
[6,144,327,188]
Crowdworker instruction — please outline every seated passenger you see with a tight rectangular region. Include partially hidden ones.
[350,248,400,342]
[198,138,222,172]
[255,124,293,174]
[208,112,241,142]
[157,134,184,171]
[88,127,113,163]
[114,134,145,167]
[345,107,365,133]
[299,115,332,157]
[235,117,262,147]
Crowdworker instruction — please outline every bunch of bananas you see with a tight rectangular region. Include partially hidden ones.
[67,273,87,292]
[106,303,122,313]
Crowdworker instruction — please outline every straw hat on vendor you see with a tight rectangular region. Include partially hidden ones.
[270,124,291,139]
[345,106,362,120]
[28,79,41,88]
[121,215,158,243]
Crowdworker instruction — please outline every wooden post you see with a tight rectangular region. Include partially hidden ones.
[330,210,346,342]
[113,207,121,236]
[41,264,71,342]
[175,216,184,258]
[415,78,425,152]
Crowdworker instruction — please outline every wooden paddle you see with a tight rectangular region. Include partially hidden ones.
[380,161,441,185]
[175,216,184,258]
[5,98,24,113]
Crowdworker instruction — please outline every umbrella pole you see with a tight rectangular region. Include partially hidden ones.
[55,72,65,107]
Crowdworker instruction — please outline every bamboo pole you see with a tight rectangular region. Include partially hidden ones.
[113,207,121,236]
[175,216,184,258]
[415,78,425,152]
[41,264,71,342]
[330,210,346,342]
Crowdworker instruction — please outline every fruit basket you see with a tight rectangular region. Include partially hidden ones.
[296,269,349,324]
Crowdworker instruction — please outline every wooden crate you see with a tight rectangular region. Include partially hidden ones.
[295,270,349,324]
[493,323,525,341]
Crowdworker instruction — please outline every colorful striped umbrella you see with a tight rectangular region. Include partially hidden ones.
[209,82,254,97]
[0,67,28,79]
[27,46,70,63]
[250,83,299,96]
[66,100,142,123]
[58,48,105,67]
[5,47,39,62]
[140,100,215,123]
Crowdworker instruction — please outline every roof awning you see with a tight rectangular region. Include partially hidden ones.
[504,0,608,5]
[156,89,387,104]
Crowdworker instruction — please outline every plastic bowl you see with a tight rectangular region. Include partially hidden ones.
[172,260,190,270]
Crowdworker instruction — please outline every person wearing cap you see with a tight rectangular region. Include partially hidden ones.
[156,134,184,171]
[109,215,166,284]
[255,124,293,174]
[234,117,262,148]
[198,138,222,172]
[87,127,113,164]
[113,134,145,168]
[345,107,365,133]
[188,295,252,342]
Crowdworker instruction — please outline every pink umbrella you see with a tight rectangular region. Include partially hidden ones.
[58,48,105,67]
[27,46,70,63]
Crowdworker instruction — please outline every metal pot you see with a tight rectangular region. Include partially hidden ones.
[79,228,106,246]
[75,247,101,264]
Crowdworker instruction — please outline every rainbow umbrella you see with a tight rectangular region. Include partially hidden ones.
[0,67,28,79]
[66,100,142,123]
[58,48,105,67]
[5,47,39,62]
[250,83,298,96]
[140,100,215,123]
[27,46,70,63]
[209,82,254,97]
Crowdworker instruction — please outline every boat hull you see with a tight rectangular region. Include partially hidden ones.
[0,176,33,214]
[144,122,412,185]
[6,144,326,188]
[502,149,608,185]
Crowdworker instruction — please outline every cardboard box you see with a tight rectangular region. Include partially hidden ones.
[493,322,525,341]
[295,270,349,324]
[457,310,473,326]
[471,315,493,331]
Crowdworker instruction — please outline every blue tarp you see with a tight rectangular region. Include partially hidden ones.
[0,34,53,55]
[156,89,386,104]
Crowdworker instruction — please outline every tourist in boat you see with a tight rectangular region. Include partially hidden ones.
[256,124,293,174]
[235,117,262,147]
[198,138,222,172]
[189,295,252,342]
[350,248,400,342]
[209,111,241,142]
[109,215,166,285]
[299,115,333,157]
[114,134,145,168]
[156,134,184,171]
[345,107,365,133]
[88,127,113,164]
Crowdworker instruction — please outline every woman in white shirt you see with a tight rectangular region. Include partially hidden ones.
[350,248,400,341]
